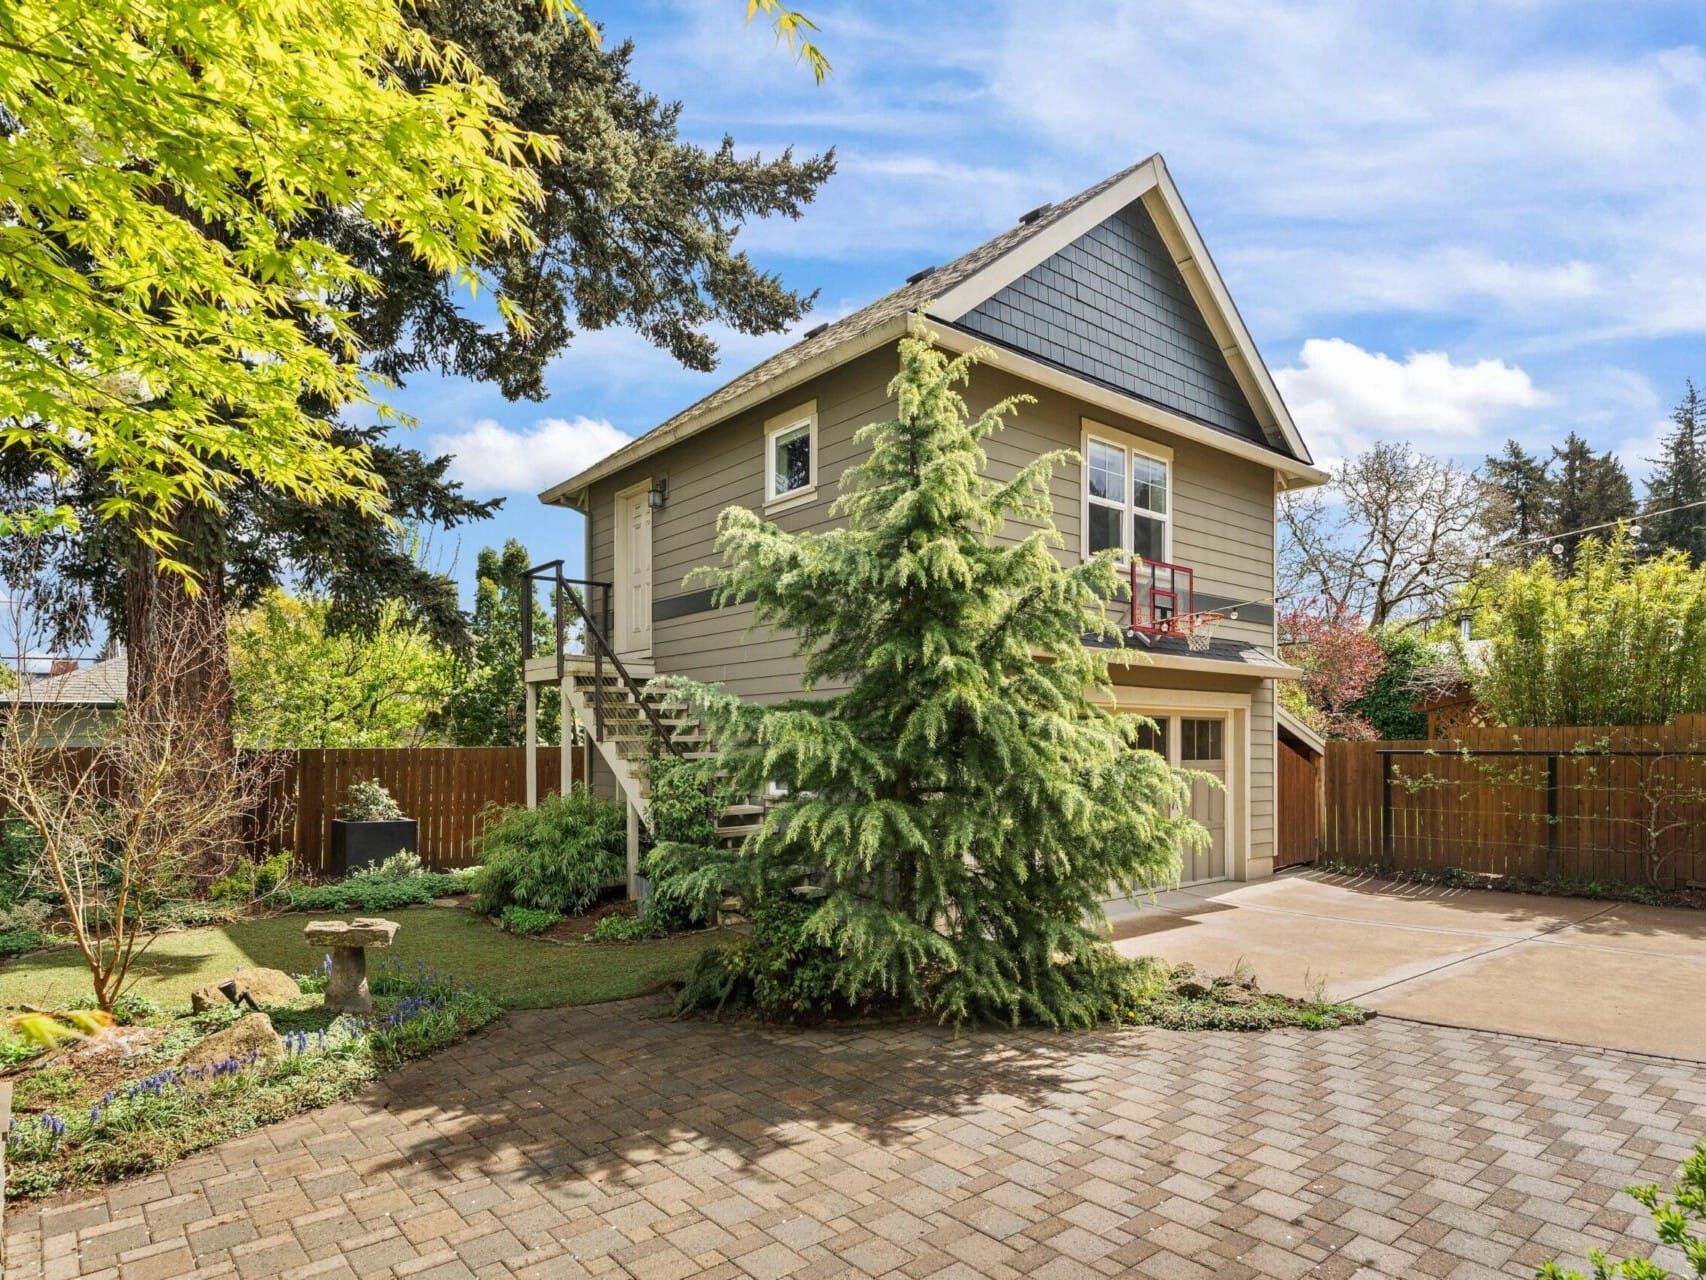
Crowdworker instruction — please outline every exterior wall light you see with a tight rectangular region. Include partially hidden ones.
[648,479,667,510]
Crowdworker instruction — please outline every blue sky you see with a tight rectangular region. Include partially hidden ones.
[388,0,1706,603]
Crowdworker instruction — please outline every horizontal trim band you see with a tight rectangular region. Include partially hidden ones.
[655,588,1270,628]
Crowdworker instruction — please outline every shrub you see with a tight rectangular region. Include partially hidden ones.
[0,814,42,908]
[497,905,562,935]
[208,848,294,903]
[1347,629,1432,740]
[0,898,53,955]
[471,786,623,916]
[642,757,738,932]
[342,778,405,822]
[276,870,473,913]
[590,911,666,942]
[677,896,851,1021]
[69,989,160,1025]
[350,849,424,880]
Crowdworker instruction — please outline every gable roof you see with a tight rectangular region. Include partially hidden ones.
[541,154,1322,506]
[1,652,127,708]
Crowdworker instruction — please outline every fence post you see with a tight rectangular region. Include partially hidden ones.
[1545,754,1560,879]
[1379,750,1393,874]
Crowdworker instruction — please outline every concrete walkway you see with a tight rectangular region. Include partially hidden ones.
[1108,869,1706,1060]
[8,1000,1704,1279]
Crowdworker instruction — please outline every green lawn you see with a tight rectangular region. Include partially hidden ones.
[0,907,724,1013]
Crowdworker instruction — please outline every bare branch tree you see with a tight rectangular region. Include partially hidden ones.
[0,530,280,1012]
[1280,443,1490,627]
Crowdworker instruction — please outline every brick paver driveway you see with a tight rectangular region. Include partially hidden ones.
[8,1000,1703,1279]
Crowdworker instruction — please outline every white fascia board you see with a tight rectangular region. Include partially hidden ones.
[537,314,914,511]
[1105,647,1301,680]
[927,158,1164,323]
[928,324,1329,487]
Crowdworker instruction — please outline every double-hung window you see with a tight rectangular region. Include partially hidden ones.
[765,401,818,508]
[1084,430,1170,561]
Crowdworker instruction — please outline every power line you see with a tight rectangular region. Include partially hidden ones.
[1498,497,1706,553]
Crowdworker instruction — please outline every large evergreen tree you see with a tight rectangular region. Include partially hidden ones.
[656,332,1196,1028]
[1483,440,1553,546]
[443,541,560,746]
[7,0,833,770]
[1549,432,1636,566]
[1643,380,1706,565]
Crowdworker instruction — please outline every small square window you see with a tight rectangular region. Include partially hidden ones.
[765,405,817,506]
[773,424,810,497]
[1132,716,1167,755]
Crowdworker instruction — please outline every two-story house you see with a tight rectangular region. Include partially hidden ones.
[521,154,1326,893]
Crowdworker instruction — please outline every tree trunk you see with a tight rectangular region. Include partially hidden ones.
[123,506,237,876]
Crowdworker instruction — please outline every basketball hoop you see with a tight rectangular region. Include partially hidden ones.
[1175,611,1226,652]
[1130,559,1228,651]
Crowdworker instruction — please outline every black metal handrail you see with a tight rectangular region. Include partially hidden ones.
[520,560,684,759]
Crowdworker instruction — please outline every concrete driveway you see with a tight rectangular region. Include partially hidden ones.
[1108,869,1706,1060]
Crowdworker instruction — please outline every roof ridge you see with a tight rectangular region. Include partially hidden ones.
[568,157,1162,477]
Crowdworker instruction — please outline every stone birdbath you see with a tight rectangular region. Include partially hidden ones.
[303,917,399,1014]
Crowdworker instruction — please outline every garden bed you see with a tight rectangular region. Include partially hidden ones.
[1,903,730,1199]
[2,958,495,1200]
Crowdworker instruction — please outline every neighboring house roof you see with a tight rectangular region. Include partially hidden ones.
[1,653,127,708]
[1276,703,1326,756]
[541,154,1325,507]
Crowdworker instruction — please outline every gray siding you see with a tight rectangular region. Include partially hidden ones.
[958,201,1264,445]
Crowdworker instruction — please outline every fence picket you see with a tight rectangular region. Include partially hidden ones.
[1323,718,1706,891]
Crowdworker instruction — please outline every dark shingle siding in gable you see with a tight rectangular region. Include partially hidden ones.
[958,202,1264,444]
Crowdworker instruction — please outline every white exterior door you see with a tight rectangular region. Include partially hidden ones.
[1178,717,1228,883]
[1131,711,1231,885]
[613,482,652,658]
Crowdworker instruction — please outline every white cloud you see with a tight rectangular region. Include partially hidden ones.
[1275,338,1550,461]
[1224,246,1598,332]
[430,417,631,495]
[980,1,1706,345]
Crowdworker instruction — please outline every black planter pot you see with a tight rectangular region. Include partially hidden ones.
[330,819,418,876]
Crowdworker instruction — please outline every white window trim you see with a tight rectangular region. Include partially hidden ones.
[1080,419,1173,563]
[764,399,819,512]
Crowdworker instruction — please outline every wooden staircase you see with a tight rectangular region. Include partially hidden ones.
[557,663,763,849]
[519,561,766,894]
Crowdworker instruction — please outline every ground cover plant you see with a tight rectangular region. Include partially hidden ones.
[653,329,1206,1028]
[0,959,495,1200]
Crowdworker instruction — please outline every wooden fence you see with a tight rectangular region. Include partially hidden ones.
[1276,736,1321,871]
[1322,714,1706,889]
[24,745,584,875]
[270,747,583,873]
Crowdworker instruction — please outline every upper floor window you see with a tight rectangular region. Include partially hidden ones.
[1084,429,1170,561]
[765,401,818,508]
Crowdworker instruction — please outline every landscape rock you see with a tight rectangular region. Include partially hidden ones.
[189,967,301,1012]
[179,1012,283,1070]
